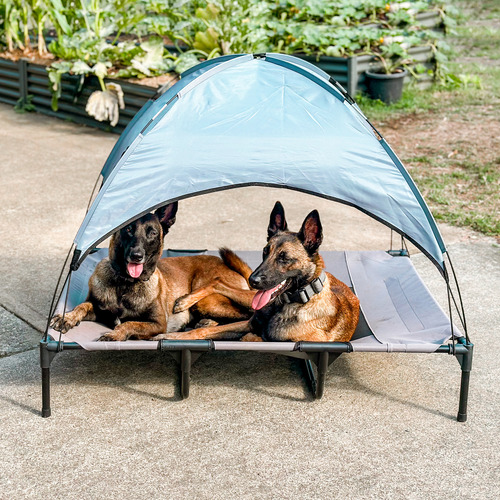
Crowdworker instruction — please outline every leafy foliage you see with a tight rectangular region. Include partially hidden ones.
[0,1,459,118]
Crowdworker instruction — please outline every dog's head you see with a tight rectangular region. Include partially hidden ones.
[109,202,178,281]
[249,201,323,310]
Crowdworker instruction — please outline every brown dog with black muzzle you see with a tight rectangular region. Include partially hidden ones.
[50,202,255,341]
[154,201,360,342]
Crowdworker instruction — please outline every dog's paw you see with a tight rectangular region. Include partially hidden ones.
[241,333,263,342]
[97,332,126,342]
[50,313,79,334]
[194,319,218,328]
[152,332,196,340]
[172,295,191,314]
[152,333,168,340]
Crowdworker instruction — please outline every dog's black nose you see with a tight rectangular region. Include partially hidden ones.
[249,274,262,288]
[129,250,144,262]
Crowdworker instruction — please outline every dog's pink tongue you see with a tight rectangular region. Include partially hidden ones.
[252,284,281,311]
[127,263,143,278]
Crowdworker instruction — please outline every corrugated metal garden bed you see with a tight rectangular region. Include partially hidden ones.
[0,49,435,132]
[0,58,158,133]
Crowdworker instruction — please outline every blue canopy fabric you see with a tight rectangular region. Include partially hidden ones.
[99,54,242,181]
[74,53,446,270]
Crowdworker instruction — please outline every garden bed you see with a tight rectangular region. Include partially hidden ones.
[298,45,435,96]
[0,1,450,131]
[0,58,158,132]
[0,44,435,132]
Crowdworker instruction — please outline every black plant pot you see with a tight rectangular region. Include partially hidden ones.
[365,69,408,104]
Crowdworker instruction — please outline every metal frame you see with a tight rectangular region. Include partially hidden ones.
[40,337,473,421]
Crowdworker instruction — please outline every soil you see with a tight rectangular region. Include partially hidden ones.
[380,112,500,169]
[0,48,179,89]
[377,99,500,241]
[119,73,180,88]
[0,48,54,66]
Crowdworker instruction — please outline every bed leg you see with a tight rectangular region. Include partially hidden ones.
[315,351,329,399]
[180,349,191,399]
[304,351,339,399]
[40,341,58,418]
[456,342,473,422]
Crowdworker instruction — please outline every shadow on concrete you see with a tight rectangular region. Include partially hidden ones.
[0,346,458,420]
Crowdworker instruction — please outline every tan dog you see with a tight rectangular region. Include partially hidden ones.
[50,202,254,341]
[154,201,359,342]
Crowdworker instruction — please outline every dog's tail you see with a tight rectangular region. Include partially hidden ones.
[219,247,253,283]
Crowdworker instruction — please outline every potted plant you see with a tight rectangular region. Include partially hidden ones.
[365,38,413,103]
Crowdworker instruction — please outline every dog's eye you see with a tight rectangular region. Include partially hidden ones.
[147,228,158,238]
[125,225,133,235]
[278,252,290,264]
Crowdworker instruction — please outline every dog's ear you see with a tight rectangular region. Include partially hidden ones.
[155,201,178,235]
[298,210,323,255]
[267,201,288,240]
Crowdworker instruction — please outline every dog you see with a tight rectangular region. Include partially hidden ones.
[50,202,255,341]
[154,201,360,342]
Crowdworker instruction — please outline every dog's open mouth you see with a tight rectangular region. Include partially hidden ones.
[252,279,289,311]
[126,262,144,278]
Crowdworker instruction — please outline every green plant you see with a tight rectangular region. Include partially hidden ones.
[373,37,413,74]
[14,94,36,113]
[168,1,270,58]
[0,0,462,126]
[1,0,25,52]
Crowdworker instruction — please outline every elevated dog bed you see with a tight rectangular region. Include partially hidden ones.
[50,249,460,353]
[42,54,471,420]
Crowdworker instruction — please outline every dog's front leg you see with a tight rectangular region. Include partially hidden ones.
[98,320,166,341]
[153,320,251,341]
[50,302,96,334]
[173,279,256,313]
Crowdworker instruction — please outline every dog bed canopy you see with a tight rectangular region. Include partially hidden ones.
[42,54,472,422]
[73,53,446,271]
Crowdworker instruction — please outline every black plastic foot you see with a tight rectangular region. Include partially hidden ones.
[457,369,471,423]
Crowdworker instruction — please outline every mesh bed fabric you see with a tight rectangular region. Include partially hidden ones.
[49,250,459,352]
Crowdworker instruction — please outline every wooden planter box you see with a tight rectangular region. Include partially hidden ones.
[0,58,157,133]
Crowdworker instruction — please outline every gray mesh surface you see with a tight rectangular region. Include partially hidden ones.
[49,250,460,352]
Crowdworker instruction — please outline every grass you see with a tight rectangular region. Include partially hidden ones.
[355,84,435,121]
[356,0,500,237]
[410,158,500,235]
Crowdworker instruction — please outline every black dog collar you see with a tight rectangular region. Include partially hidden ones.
[282,270,327,304]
